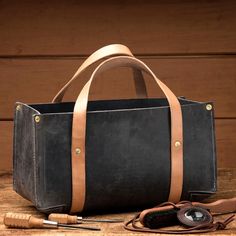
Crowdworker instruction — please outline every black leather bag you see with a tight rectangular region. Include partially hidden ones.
[13,44,216,214]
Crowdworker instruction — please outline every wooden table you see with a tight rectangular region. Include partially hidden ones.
[0,168,235,235]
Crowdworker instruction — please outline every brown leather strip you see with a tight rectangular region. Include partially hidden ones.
[195,197,236,214]
[139,198,236,225]
[52,44,147,103]
[124,209,235,234]
[70,56,183,213]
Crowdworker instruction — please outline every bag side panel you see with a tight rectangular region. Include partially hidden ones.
[13,103,38,204]
[181,102,217,200]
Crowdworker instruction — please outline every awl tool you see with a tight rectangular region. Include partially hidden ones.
[49,213,123,224]
[4,212,100,231]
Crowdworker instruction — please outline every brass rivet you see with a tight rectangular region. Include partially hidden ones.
[75,148,81,155]
[34,116,40,123]
[206,104,212,111]
[175,141,181,148]
[16,105,21,111]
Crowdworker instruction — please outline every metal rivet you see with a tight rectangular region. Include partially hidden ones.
[175,141,181,148]
[34,116,40,123]
[206,104,212,111]
[16,105,21,111]
[75,148,81,155]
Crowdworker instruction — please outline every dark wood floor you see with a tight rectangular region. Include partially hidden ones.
[0,168,235,235]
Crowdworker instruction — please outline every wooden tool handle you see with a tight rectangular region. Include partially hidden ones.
[48,213,77,224]
[4,212,44,229]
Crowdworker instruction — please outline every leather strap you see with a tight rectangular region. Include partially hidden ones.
[125,199,236,234]
[70,56,183,213]
[139,198,236,224]
[125,210,234,234]
[52,44,147,103]
[195,197,236,214]
[124,215,235,235]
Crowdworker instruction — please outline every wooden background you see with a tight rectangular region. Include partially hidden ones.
[0,0,236,171]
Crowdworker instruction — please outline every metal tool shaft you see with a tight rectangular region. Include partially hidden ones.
[43,219,100,230]
[77,216,123,223]
[58,223,100,231]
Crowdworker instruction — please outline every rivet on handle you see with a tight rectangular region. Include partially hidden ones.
[174,141,181,148]
[75,148,81,155]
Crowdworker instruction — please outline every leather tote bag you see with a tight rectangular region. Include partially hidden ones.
[13,44,216,214]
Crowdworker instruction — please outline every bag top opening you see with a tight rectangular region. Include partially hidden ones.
[28,98,200,115]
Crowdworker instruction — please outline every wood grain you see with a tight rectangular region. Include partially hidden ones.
[0,122,12,171]
[0,57,236,119]
[0,168,235,235]
[0,0,236,55]
[215,119,236,168]
[0,0,235,181]
[1,119,235,171]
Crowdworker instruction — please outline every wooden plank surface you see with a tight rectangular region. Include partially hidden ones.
[215,119,236,168]
[0,57,236,119]
[1,119,236,171]
[0,168,235,235]
[0,0,236,55]
[0,122,12,171]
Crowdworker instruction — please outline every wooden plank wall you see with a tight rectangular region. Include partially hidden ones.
[0,0,236,170]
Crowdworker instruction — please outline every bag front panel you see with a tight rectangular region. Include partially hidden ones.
[84,106,171,212]
[32,98,216,213]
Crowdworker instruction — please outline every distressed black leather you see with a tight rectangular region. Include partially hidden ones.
[13,97,217,213]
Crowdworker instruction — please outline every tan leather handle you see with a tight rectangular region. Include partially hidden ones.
[52,44,147,103]
[70,56,183,213]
